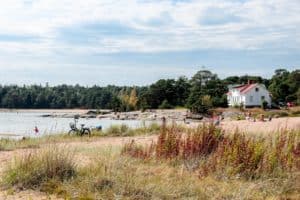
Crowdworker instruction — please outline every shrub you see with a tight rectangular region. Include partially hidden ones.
[122,123,223,160]
[103,123,160,137]
[104,124,129,136]
[158,99,173,109]
[3,146,76,189]
[290,108,300,116]
[122,140,155,160]
[122,122,300,179]
[200,131,300,179]
[267,111,289,118]
[261,100,269,110]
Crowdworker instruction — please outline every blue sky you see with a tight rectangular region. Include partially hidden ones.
[0,0,299,86]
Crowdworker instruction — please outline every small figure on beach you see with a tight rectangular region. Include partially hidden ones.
[268,115,273,121]
[34,126,39,134]
[214,119,220,126]
[259,114,265,122]
[212,114,221,126]
[162,116,166,124]
[245,112,250,121]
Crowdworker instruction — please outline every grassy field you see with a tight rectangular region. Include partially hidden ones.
[0,122,299,200]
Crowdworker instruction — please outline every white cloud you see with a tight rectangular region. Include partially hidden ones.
[0,0,299,80]
[0,0,299,53]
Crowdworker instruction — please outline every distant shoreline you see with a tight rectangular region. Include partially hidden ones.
[0,109,89,114]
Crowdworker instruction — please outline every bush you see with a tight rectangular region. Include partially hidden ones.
[261,100,269,110]
[3,146,76,189]
[104,124,130,136]
[200,131,300,179]
[290,108,300,116]
[158,99,173,109]
[122,123,300,179]
[103,123,160,137]
[267,111,289,118]
[122,123,223,160]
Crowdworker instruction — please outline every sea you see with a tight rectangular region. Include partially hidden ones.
[0,111,144,138]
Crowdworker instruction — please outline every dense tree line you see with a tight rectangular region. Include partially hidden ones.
[0,69,299,112]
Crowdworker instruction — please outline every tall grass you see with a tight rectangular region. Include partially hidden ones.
[2,145,77,190]
[0,123,161,152]
[55,148,300,199]
[122,122,300,179]
[122,123,223,160]
[0,138,41,151]
[100,122,161,137]
[1,131,299,199]
[200,131,300,179]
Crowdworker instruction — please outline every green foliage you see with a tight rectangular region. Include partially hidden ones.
[158,99,173,109]
[268,69,300,104]
[267,111,289,118]
[297,88,300,105]
[139,77,191,109]
[102,123,160,137]
[223,75,269,86]
[104,124,130,136]
[0,69,298,111]
[261,100,268,110]
[187,70,227,113]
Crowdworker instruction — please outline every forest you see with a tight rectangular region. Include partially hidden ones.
[0,68,299,113]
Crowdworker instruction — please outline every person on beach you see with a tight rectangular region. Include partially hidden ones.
[259,114,265,122]
[268,115,273,121]
[245,112,250,121]
[34,126,39,134]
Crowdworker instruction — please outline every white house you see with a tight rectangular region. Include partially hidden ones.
[227,82,271,108]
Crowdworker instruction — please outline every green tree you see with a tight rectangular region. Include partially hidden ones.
[187,70,227,113]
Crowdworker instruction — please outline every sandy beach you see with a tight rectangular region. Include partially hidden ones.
[0,116,299,199]
[220,117,300,136]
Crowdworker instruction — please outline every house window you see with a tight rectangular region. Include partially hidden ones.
[250,96,253,102]
[261,96,265,100]
[255,88,259,92]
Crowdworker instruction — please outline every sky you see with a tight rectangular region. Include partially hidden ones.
[0,0,299,86]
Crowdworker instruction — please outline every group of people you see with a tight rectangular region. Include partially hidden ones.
[245,112,272,122]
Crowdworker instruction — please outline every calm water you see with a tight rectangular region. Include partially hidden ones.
[0,111,144,138]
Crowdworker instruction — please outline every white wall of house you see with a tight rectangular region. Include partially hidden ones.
[244,85,271,107]
[228,89,245,106]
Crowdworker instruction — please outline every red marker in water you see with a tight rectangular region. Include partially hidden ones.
[34,126,39,134]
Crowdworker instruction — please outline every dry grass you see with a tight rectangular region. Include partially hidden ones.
[37,148,300,199]
[99,122,160,137]
[2,145,76,190]
[1,122,299,199]
[122,123,300,179]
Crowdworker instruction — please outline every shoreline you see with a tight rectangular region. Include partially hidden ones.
[0,108,90,113]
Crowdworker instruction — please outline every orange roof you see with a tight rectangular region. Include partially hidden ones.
[230,83,258,94]
[240,84,257,94]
